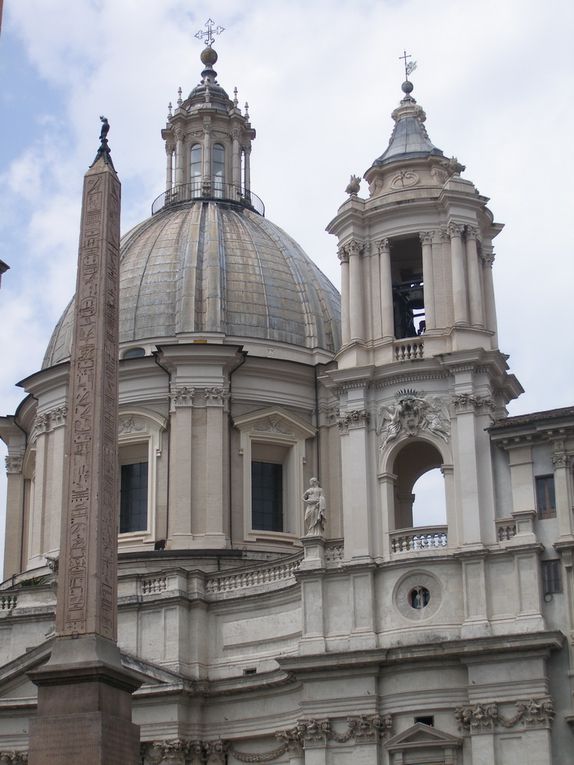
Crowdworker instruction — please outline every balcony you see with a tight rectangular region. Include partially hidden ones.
[151,181,265,216]
[390,525,448,553]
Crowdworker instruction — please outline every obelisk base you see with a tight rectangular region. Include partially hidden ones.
[28,635,141,765]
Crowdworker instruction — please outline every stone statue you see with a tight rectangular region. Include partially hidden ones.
[303,477,326,536]
[345,175,361,196]
[91,115,115,169]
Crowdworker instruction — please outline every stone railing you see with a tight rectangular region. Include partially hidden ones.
[141,576,168,595]
[394,340,424,362]
[496,519,517,542]
[390,526,448,553]
[0,594,17,611]
[205,558,301,596]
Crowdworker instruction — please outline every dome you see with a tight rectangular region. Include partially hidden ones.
[43,201,341,368]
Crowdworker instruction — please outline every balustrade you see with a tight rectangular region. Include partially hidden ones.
[390,526,447,553]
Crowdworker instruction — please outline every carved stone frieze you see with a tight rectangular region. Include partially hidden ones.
[0,753,28,764]
[390,169,419,189]
[143,715,393,763]
[252,415,293,435]
[31,405,69,441]
[455,697,554,733]
[338,409,370,434]
[377,391,450,449]
[451,393,494,414]
[118,415,147,435]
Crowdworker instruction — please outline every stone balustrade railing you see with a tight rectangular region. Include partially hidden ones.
[205,558,301,596]
[0,595,17,611]
[394,340,424,361]
[496,518,517,541]
[390,526,448,553]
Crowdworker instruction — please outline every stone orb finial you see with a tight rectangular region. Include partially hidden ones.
[201,46,218,66]
[401,80,414,94]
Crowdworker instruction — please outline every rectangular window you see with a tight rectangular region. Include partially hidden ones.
[120,462,148,533]
[251,461,283,532]
[536,475,556,518]
[541,559,562,595]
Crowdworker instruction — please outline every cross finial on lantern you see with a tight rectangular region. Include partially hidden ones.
[194,18,225,47]
[399,49,417,81]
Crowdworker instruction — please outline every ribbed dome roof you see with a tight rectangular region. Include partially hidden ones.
[43,201,341,368]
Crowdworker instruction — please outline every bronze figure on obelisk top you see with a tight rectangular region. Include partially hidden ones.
[28,119,140,765]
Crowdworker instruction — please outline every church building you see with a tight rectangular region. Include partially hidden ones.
[0,33,573,765]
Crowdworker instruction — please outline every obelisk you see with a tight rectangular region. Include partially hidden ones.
[28,119,141,764]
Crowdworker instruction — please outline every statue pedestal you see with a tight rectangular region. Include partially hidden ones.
[28,635,141,765]
[300,534,326,570]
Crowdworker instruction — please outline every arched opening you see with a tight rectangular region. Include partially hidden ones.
[412,468,446,526]
[190,144,201,194]
[393,441,445,529]
[212,143,225,197]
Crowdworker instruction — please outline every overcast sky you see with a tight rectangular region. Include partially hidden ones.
[1,0,573,563]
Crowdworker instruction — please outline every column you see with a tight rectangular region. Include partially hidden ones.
[553,445,573,539]
[175,129,184,186]
[165,144,173,191]
[338,246,350,345]
[378,239,394,339]
[202,124,211,192]
[232,129,241,188]
[204,390,228,547]
[370,242,382,340]
[244,145,251,192]
[481,246,498,347]
[340,409,371,561]
[348,240,364,341]
[419,231,435,330]
[448,222,469,325]
[168,387,194,543]
[3,451,25,578]
[465,226,485,327]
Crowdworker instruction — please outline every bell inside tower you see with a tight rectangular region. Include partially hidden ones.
[390,236,425,339]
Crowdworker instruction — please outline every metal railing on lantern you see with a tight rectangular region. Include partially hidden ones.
[151,181,266,216]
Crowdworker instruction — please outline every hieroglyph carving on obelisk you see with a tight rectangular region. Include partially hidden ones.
[55,140,121,640]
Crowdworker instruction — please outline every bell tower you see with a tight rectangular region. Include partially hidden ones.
[325,61,524,589]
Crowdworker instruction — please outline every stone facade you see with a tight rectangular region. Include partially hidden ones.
[0,48,573,765]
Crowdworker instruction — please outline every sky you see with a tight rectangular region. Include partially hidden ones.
[0,0,573,561]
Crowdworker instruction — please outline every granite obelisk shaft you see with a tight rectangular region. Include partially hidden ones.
[28,137,140,764]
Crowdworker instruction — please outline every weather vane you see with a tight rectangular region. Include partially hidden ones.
[194,18,225,47]
[399,50,417,81]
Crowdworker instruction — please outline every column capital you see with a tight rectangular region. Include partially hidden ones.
[419,231,434,245]
[337,245,349,264]
[481,251,495,268]
[5,454,24,474]
[174,127,184,141]
[377,238,391,254]
[466,225,480,241]
[552,452,570,469]
[447,221,465,238]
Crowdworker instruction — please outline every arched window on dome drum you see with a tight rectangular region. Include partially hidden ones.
[212,143,225,198]
[190,144,202,195]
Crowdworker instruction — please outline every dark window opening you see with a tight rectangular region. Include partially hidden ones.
[190,143,201,194]
[252,461,283,532]
[213,143,225,197]
[120,462,148,533]
[390,236,425,339]
[414,715,434,727]
[536,475,556,518]
[123,347,146,359]
[542,559,562,595]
